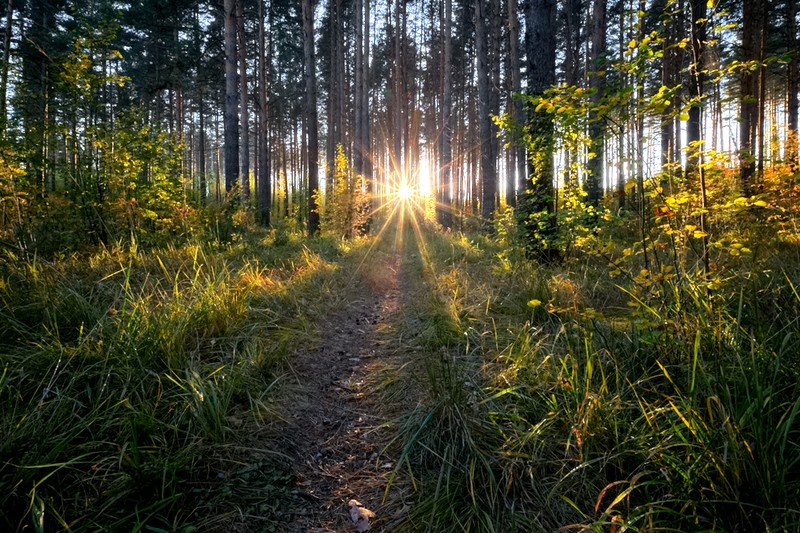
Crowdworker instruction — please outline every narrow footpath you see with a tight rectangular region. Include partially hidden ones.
[280,251,409,532]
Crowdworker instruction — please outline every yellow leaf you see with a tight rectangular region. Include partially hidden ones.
[684,224,697,232]
[693,230,708,238]
[753,200,767,207]
[527,299,542,308]
[629,39,637,48]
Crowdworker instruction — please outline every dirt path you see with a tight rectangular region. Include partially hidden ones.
[279,252,407,532]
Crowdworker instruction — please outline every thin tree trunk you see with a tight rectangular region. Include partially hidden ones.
[660,1,678,194]
[489,0,501,207]
[394,0,405,181]
[0,0,13,135]
[476,0,495,221]
[354,0,363,177]
[439,0,453,227]
[302,0,320,235]
[237,0,250,200]
[508,0,524,207]
[789,0,798,167]
[740,0,766,194]
[224,0,239,193]
[585,0,606,205]
[757,8,767,178]
[522,0,556,259]
[363,0,372,216]
[258,0,270,226]
[199,91,206,204]
[686,0,705,182]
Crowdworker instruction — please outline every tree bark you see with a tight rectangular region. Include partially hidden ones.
[302,0,320,235]
[439,0,453,227]
[521,0,556,259]
[686,0,705,180]
[507,0,523,208]
[0,0,13,135]
[257,0,271,226]
[236,0,250,200]
[476,0,496,221]
[585,0,606,205]
[660,1,679,193]
[224,0,240,193]
[740,0,766,194]
[789,0,798,167]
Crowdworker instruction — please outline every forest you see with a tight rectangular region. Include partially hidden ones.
[1,0,799,531]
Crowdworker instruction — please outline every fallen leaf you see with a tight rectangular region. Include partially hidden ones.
[348,499,376,532]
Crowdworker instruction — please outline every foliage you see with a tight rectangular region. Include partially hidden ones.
[389,207,800,531]
[318,145,371,239]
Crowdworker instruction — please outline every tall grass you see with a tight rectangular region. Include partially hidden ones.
[389,223,800,531]
[0,231,350,531]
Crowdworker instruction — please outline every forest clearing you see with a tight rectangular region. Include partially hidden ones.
[2,0,800,531]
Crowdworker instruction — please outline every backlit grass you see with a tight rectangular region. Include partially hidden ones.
[0,230,356,531]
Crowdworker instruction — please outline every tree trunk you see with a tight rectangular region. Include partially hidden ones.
[489,0,501,206]
[199,91,207,204]
[507,0,523,208]
[354,0,363,177]
[686,0,705,180]
[521,0,556,259]
[237,0,250,200]
[789,0,798,167]
[439,0,453,227]
[327,0,342,194]
[224,0,240,193]
[476,0,495,221]
[660,1,679,194]
[585,0,606,206]
[258,0,271,226]
[394,0,405,181]
[740,0,766,194]
[302,0,320,235]
[0,0,13,135]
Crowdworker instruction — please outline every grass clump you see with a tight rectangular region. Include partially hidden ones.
[0,230,348,531]
[390,218,800,532]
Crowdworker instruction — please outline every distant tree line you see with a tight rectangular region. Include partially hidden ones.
[0,0,796,249]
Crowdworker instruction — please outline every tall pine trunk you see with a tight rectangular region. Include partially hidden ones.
[302,0,320,235]
[236,0,250,200]
[476,0,495,221]
[257,0,271,226]
[585,0,606,206]
[0,0,13,136]
[788,0,798,167]
[439,0,453,227]
[223,0,239,193]
[740,0,766,194]
[686,0,705,180]
[507,0,523,207]
[521,0,556,260]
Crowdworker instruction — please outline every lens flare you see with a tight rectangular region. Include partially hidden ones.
[397,183,414,201]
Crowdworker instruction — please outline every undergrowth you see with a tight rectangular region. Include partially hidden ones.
[389,213,800,532]
[0,227,356,531]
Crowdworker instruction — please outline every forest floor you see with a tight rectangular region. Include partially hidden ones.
[267,242,414,532]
